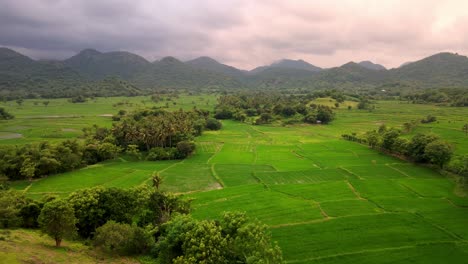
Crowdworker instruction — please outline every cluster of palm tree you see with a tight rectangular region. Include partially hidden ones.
[112,109,205,151]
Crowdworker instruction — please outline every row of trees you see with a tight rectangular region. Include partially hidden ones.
[214,92,335,125]
[0,185,283,262]
[400,88,468,107]
[342,125,455,169]
[0,140,110,181]
[0,108,215,181]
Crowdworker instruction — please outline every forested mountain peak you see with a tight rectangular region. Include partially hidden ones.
[358,61,387,71]
[64,49,150,80]
[271,59,322,72]
[158,56,183,64]
[186,56,245,77]
[0,47,34,63]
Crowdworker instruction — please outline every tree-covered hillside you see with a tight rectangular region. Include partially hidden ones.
[1,48,468,99]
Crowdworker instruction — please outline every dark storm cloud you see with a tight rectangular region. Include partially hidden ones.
[1,0,468,68]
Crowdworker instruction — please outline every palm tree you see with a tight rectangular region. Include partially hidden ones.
[152,172,163,190]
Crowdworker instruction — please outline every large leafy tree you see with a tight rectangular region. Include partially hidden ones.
[424,140,453,168]
[38,199,77,247]
[157,212,283,264]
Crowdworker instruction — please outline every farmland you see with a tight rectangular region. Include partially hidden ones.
[2,96,468,263]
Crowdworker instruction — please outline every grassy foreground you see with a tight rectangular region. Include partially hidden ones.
[0,229,139,264]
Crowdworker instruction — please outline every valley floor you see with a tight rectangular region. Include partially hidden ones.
[3,98,468,263]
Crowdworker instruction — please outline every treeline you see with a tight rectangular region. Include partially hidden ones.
[400,88,468,106]
[214,92,335,125]
[342,125,467,177]
[0,108,218,181]
[0,77,144,101]
[0,186,283,262]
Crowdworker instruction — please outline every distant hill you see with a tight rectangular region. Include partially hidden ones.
[358,61,386,71]
[389,52,468,87]
[250,59,322,74]
[1,47,468,98]
[64,49,150,80]
[131,56,244,89]
[186,56,245,77]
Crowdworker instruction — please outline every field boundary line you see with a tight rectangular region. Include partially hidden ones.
[271,212,390,229]
[270,189,330,219]
[253,145,258,164]
[444,198,468,208]
[345,180,365,200]
[270,218,331,228]
[387,164,411,178]
[284,240,461,263]
[347,149,359,157]
[251,171,269,189]
[140,161,183,185]
[413,212,465,241]
[339,167,362,180]
[206,142,224,164]
[398,182,424,197]
[23,183,33,193]
[344,180,387,212]
[210,164,225,188]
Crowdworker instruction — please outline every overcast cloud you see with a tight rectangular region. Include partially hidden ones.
[1,0,468,69]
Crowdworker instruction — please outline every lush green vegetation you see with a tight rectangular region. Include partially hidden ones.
[1,95,468,263]
[214,92,335,125]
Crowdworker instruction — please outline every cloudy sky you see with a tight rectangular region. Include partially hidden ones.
[1,0,468,70]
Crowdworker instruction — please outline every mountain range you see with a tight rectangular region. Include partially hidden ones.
[1,47,468,97]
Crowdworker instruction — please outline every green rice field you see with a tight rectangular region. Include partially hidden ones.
[2,96,468,263]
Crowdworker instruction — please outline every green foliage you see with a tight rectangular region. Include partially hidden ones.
[0,140,121,181]
[156,212,283,264]
[38,199,77,247]
[112,109,204,151]
[421,115,437,123]
[447,155,468,177]
[407,133,440,162]
[424,140,453,168]
[67,187,137,238]
[93,220,154,255]
[205,118,222,130]
[0,107,13,119]
[357,98,373,110]
[0,189,28,228]
[69,95,87,103]
[147,147,178,161]
[176,141,196,159]
[215,92,335,125]
[67,186,189,238]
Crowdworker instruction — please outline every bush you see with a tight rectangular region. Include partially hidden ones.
[421,115,437,124]
[214,108,233,119]
[176,141,196,158]
[0,190,28,228]
[0,107,14,120]
[205,118,222,130]
[147,147,175,161]
[69,95,87,103]
[94,221,154,255]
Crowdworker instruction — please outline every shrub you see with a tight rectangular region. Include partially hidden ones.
[69,96,87,103]
[421,115,437,123]
[94,221,154,255]
[205,118,222,130]
[147,147,173,161]
[214,108,233,119]
[176,141,196,158]
[0,107,14,120]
